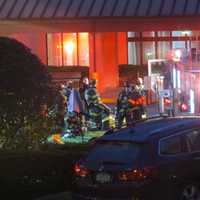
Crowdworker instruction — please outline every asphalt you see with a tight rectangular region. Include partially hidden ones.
[35,192,71,200]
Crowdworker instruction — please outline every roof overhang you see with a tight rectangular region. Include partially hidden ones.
[1,16,200,33]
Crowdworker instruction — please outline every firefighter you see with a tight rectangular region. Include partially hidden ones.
[79,77,89,117]
[65,111,82,137]
[85,79,110,130]
[85,79,100,106]
[129,84,146,121]
[135,77,147,118]
[55,84,67,130]
[79,77,89,102]
[98,103,110,130]
[65,80,73,101]
[84,79,100,130]
[115,81,133,129]
[64,88,84,137]
[135,77,145,96]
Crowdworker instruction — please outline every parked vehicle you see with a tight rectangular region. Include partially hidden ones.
[72,116,200,200]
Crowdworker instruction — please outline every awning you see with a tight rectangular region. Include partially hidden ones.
[0,0,199,20]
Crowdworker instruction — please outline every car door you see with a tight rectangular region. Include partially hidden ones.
[158,133,186,176]
[157,132,194,198]
[182,128,200,182]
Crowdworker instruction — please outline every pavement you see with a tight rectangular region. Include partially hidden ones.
[35,192,71,200]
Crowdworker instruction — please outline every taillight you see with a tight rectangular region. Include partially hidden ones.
[180,103,188,112]
[74,163,90,177]
[164,97,171,106]
[118,167,157,182]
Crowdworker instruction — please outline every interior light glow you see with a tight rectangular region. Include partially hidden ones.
[181,31,192,36]
[173,49,182,62]
[177,70,181,89]
[173,68,177,88]
[190,89,195,114]
[64,41,74,53]
[80,32,88,37]
[181,103,188,112]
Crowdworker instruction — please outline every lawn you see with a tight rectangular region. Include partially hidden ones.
[47,130,105,144]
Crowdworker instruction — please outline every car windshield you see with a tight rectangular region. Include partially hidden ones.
[85,141,141,168]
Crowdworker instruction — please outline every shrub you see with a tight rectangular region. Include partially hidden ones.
[0,37,55,150]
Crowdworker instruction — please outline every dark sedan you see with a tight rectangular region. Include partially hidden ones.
[72,116,200,200]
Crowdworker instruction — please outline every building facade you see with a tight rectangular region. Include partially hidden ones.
[1,0,200,98]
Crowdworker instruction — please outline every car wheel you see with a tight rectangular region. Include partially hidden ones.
[180,183,200,200]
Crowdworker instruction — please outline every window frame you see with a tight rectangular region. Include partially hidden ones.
[127,31,200,65]
[47,32,89,67]
[158,127,200,157]
[159,133,184,157]
[182,128,200,154]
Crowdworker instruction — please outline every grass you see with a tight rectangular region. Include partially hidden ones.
[47,130,105,144]
[62,130,104,143]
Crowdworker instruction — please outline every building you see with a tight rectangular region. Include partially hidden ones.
[1,0,200,99]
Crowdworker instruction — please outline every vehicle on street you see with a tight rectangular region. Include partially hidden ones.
[72,116,200,200]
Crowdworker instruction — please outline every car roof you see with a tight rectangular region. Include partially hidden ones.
[99,116,200,143]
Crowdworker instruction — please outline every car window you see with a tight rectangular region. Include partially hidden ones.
[85,141,141,167]
[185,129,200,152]
[160,135,182,155]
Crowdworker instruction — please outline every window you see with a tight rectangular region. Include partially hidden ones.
[128,32,140,37]
[128,32,135,37]
[172,41,186,49]
[191,41,200,62]
[157,31,170,37]
[47,33,62,66]
[150,60,169,76]
[78,33,90,66]
[127,30,200,65]
[47,32,89,67]
[160,135,182,155]
[158,41,170,59]
[86,141,140,168]
[128,42,141,65]
[172,31,192,37]
[172,31,191,49]
[142,32,155,37]
[143,41,155,63]
[63,33,77,66]
[185,130,200,152]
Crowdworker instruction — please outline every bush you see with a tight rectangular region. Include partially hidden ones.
[0,37,55,150]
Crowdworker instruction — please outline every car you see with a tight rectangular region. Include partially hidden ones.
[72,116,200,200]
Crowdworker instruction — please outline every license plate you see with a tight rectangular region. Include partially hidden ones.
[96,172,111,183]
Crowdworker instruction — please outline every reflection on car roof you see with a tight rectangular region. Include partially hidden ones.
[100,117,200,143]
